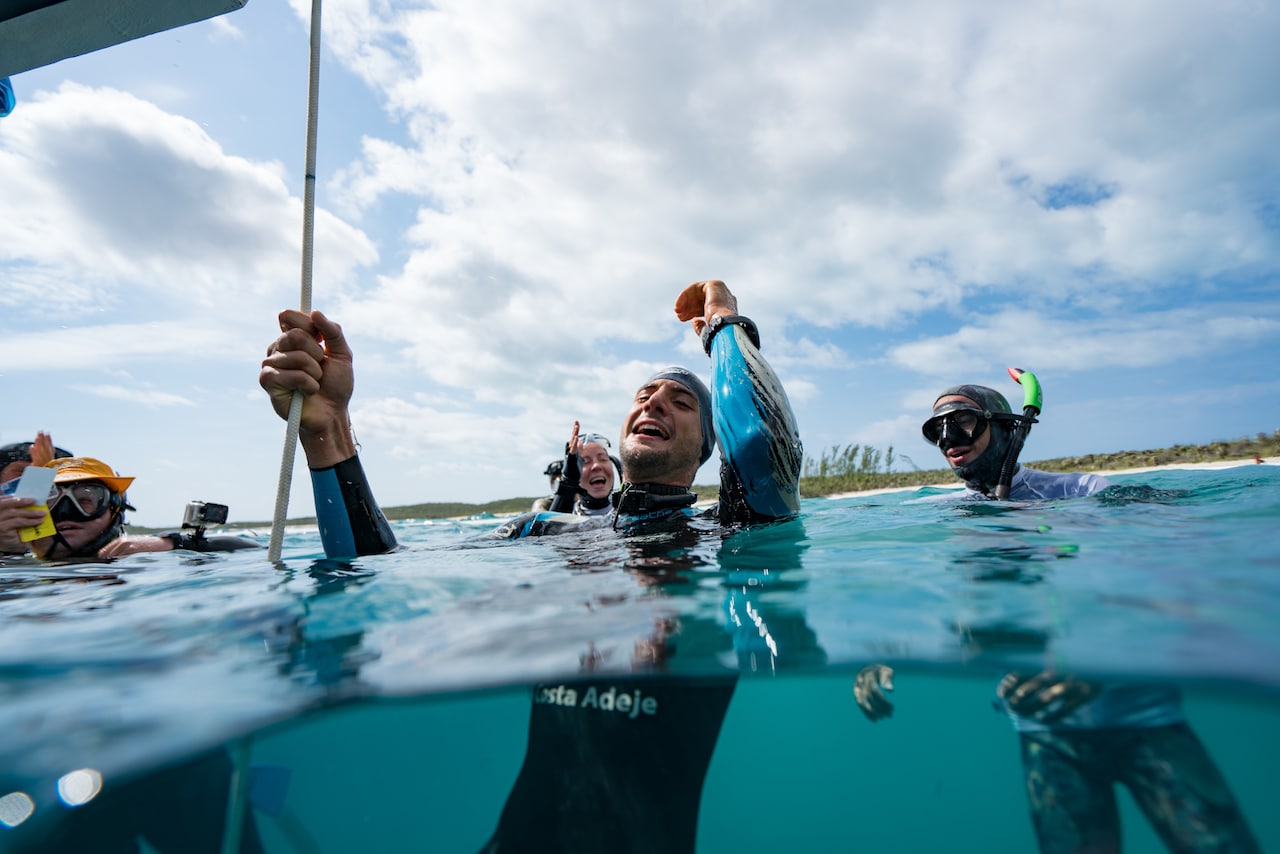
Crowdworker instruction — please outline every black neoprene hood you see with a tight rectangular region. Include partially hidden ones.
[931,384,1016,491]
[932,384,1012,416]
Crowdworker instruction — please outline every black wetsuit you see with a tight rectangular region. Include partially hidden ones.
[481,676,738,854]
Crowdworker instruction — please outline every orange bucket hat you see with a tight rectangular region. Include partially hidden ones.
[45,457,135,495]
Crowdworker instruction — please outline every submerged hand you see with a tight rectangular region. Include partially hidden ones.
[997,671,1099,723]
[674,279,740,337]
[854,664,896,722]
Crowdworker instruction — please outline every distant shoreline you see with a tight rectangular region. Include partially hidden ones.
[820,455,1280,501]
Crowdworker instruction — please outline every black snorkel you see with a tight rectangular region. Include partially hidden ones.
[993,367,1042,500]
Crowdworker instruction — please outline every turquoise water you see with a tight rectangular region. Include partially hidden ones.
[1,465,1277,851]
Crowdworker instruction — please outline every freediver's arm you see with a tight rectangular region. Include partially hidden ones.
[260,310,397,557]
[548,421,584,514]
[675,280,803,524]
[309,456,397,556]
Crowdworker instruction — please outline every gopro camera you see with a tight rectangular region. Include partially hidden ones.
[183,501,229,530]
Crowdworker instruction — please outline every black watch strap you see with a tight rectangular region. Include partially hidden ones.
[160,530,199,550]
[700,314,761,356]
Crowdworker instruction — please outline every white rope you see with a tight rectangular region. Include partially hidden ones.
[220,738,254,854]
[228,2,324,852]
[267,0,323,564]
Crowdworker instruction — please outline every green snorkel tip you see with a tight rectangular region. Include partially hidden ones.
[994,367,1042,500]
[1007,367,1043,415]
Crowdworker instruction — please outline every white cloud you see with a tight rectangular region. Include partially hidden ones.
[300,0,1280,392]
[208,15,246,42]
[0,83,378,322]
[71,384,195,407]
[889,306,1280,377]
[0,322,224,368]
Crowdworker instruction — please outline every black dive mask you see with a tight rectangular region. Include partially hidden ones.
[922,408,989,451]
[927,384,1032,496]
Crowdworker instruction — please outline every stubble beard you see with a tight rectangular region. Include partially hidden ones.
[620,441,696,488]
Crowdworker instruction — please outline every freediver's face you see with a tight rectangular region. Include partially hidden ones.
[579,442,615,500]
[30,481,119,560]
[32,505,114,558]
[931,395,991,473]
[619,379,703,486]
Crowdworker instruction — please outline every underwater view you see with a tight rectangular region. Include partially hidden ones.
[1,464,1277,852]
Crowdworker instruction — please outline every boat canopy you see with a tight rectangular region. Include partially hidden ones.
[0,0,248,78]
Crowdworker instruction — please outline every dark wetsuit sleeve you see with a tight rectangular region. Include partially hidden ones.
[548,449,581,513]
[548,482,579,514]
[310,455,397,557]
[709,320,803,525]
[160,531,261,552]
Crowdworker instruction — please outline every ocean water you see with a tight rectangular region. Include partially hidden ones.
[1,465,1277,852]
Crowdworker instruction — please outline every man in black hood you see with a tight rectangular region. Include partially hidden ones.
[922,384,1108,500]
[903,381,1260,853]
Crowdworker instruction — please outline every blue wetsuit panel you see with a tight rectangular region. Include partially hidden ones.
[310,456,398,558]
[709,322,802,523]
[487,510,612,540]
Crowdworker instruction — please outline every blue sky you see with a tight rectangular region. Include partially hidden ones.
[2,0,1278,527]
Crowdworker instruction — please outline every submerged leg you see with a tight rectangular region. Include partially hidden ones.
[1020,730,1121,854]
[1119,723,1260,854]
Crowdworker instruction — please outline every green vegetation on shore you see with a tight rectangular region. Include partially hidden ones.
[170,430,1278,533]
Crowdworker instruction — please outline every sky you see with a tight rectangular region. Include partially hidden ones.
[1,0,1278,527]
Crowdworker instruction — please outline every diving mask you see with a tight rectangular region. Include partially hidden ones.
[48,481,115,521]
